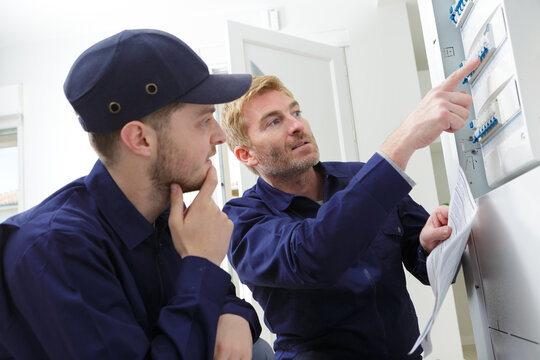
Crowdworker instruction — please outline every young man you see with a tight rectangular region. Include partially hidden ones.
[0,29,262,359]
[220,60,479,360]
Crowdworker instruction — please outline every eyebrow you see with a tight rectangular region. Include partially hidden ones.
[259,100,300,123]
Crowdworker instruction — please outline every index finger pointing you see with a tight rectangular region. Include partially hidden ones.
[196,166,218,200]
[438,57,480,92]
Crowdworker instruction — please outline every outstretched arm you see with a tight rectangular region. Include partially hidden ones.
[381,58,480,170]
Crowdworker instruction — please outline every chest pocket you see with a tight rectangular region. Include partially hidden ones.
[382,221,404,238]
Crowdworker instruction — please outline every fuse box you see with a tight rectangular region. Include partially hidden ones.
[423,0,540,196]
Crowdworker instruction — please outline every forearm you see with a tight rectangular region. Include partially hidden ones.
[229,153,413,288]
[8,241,231,360]
[221,283,261,342]
[379,123,416,171]
[153,256,231,359]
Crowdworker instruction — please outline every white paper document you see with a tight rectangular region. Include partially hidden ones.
[409,166,478,356]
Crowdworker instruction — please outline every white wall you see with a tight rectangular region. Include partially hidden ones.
[0,41,97,209]
[0,0,465,357]
[0,0,439,214]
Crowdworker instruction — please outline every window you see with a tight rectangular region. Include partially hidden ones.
[0,126,20,222]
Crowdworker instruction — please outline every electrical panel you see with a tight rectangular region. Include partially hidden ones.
[463,1,539,190]
[425,0,540,197]
[419,1,540,359]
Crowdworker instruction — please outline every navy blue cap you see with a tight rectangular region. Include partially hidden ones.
[64,29,252,133]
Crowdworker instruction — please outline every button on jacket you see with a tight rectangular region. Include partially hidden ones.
[0,160,260,359]
[223,153,429,360]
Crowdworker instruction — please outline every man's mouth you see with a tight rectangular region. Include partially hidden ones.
[207,149,216,159]
[292,141,310,150]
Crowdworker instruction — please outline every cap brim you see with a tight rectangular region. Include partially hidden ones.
[178,73,252,105]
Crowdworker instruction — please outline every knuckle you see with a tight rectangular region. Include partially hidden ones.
[432,89,443,97]
[428,88,438,98]
[437,107,450,118]
[431,89,446,101]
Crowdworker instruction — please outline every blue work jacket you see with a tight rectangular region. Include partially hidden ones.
[224,153,430,360]
[0,160,260,359]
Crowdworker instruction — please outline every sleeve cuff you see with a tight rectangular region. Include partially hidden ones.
[419,245,429,260]
[377,150,416,188]
[353,153,413,212]
[174,256,231,307]
[222,298,262,342]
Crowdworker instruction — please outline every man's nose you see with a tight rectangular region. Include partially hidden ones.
[211,119,226,145]
[288,116,304,135]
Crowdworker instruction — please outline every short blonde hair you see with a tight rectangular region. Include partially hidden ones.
[220,75,294,174]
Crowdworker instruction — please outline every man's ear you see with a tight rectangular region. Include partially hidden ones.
[119,121,156,158]
[234,146,259,167]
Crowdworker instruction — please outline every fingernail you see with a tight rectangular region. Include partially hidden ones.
[170,184,177,193]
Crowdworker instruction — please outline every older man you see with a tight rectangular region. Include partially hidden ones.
[220,60,478,360]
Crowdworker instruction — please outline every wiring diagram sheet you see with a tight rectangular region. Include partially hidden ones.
[410,166,478,356]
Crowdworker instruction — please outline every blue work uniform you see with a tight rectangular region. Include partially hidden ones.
[0,160,261,359]
[223,154,430,360]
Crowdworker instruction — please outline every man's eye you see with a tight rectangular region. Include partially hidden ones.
[201,119,210,127]
[269,119,280,127]
[293,110,301,117]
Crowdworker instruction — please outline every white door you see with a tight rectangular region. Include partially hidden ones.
[227,20,358,193]
[226,20,358,346]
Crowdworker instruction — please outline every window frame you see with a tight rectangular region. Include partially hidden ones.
[0,114,24,215]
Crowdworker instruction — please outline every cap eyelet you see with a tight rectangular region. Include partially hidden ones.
[108,102,121,114]
[145,83,158,95]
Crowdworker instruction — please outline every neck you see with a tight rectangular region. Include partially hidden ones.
[106,161,168,224]
[261,166,324,201]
